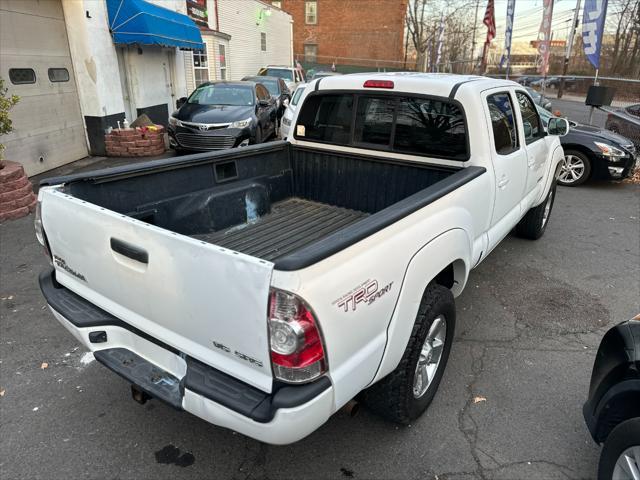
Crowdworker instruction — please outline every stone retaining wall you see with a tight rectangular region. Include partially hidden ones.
[104,126,166,157]
[0,161,37,222]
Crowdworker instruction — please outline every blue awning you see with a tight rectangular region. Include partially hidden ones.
[107,0,204,50]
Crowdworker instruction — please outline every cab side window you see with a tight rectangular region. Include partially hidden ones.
[486,92,519,155]
[516,92,543,144]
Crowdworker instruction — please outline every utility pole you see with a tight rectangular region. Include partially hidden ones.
[470,0,480,74]
[558,0,581,98]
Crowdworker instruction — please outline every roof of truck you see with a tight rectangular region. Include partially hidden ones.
[314,72,517,99]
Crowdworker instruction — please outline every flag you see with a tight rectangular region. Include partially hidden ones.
[483,0,496,42]
[537,0,554,74]
[582,0,608,69]
[435,11,446,70]
[499,0,516,69]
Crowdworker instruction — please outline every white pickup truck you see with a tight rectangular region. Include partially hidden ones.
[36,74,568,444]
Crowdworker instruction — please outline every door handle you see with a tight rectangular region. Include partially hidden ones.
[110,238,148,264]
[497,176,510,189]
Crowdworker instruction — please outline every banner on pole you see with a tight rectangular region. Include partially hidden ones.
[582,0,608,69]
[435,11,446,70]
[499,0,516,69]
[536,0,554,74]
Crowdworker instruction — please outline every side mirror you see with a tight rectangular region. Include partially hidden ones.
[523,122,532,138]
[548,117,570,136]
[176,97,187,109]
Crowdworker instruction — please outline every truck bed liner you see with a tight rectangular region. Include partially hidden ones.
[193,198,368,261]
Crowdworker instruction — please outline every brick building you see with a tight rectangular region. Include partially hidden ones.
[274,0,408,71]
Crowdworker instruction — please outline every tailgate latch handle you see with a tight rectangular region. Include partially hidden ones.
[110,238,149,264]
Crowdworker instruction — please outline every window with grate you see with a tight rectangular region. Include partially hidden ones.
[48,68,70,83]
[261,33,267,52]
[305,1,317,24]
[9,68,36,85]
[193,46,209,86]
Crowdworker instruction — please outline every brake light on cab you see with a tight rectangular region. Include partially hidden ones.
[268,288,327,383]
[363,80,394,89]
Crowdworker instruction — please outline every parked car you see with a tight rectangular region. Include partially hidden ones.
[36,74,567,445]
[516,76,536,86]
[537,106,637,186]
[258,65,305,90]
[242,75,290,125]
[545,76,577,89]
[279,83,307,139]
[310,71,343,80]
[583,315,640,480]
[606,104,640,149]
[167,81,277,152]
[525,86,553,111]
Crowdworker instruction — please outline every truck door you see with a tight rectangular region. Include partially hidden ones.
[515,90,548,207]
[483,90,528,250]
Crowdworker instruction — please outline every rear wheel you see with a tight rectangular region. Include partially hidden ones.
[362,284,455,424]
[598,418,640,480]
[558,150,591,186]
[515,184,556,240]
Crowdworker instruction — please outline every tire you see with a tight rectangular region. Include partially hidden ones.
[558,150,591,186]
[597,417,640,480]
[362,284,455,424]
[515,183,556,240]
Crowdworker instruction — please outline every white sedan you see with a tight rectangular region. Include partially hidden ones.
[279,83,307,140]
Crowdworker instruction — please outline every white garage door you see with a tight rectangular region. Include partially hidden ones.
[0,0,87,176]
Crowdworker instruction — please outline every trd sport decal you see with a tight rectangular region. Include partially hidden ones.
[53,255,87,282]
[333,279,394,312]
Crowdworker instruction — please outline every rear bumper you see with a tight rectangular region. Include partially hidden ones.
[39,268,334,445]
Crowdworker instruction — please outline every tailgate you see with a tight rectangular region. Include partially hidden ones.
[40,187,275,393]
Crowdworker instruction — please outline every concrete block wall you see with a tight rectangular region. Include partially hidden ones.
[104,127,166,157]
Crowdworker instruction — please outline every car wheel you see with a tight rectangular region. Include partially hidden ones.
[515,183,556,240]
[597,418,640,480]
[559,150,591,186]
[362,284,455,424]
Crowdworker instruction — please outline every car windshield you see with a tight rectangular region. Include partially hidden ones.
[291,86,306,106]
[187,84,254,106]
[258,79,280,96]
[262,68,293,81]
[526,88,541,101]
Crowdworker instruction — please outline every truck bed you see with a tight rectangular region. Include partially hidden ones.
[194,198,368,261]
[50,142,484,269]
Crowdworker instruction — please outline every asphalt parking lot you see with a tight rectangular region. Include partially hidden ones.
[1,175,638,479]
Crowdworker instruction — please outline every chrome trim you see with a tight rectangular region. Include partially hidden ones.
[179,120,231,130]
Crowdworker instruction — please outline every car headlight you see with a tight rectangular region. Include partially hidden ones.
[168,116,182,127]
[594,141,627,159]
[229,118,252,129]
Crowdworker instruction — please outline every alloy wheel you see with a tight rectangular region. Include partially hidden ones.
[413,315,447,398]
[612,446,640,480]
[559,154,586,184]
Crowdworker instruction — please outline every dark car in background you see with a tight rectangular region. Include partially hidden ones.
[242,75,290,125]
[606,104,640,149]
[545,76,577,89]
[583,316,640,480]
[168,81,277,152]
[537,106,637,186]
[516,76,536,86]
[525,86,552,111]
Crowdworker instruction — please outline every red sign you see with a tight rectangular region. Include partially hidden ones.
[186,0,208,27]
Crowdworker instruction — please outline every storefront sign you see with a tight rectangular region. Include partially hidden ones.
[186,0,208,27]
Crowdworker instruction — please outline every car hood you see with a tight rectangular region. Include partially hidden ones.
[173,104,254,124]
[570,123,633,146]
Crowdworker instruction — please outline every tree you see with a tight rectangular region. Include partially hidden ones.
[0,77,20,165]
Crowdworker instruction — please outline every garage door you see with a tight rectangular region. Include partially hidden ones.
[0,0,88,176]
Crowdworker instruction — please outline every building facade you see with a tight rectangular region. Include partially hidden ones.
[276,0,408,71]
[1,0,293,176]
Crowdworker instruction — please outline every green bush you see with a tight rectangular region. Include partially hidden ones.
[0,77,20,162]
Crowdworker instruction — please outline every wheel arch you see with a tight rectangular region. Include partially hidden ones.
[369,228,471,385]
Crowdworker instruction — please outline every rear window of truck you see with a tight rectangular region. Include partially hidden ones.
[294,93,468,160]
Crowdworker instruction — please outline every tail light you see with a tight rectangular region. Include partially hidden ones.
[268,288,327,383]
